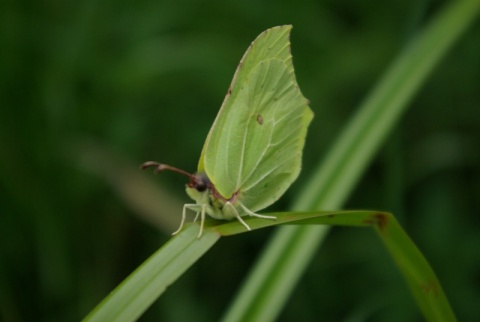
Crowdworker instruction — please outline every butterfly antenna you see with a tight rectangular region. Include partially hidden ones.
[140,161,195,179]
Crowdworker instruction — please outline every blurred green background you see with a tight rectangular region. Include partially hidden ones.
[1,0,479,321]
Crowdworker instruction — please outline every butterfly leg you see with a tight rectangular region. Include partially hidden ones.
[172,204,189,235]
[173,203,199,235]
[225,202,251,231]
[238,202,276,220]
[197,204,207,238]
[193,212,200,222]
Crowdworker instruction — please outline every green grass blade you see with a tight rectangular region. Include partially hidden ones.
[83,225,220,322]
[370,214,457,321]
[222,1,480,321]
[212,211,372,236]
[216,211,453,320]
[214,210,454,321]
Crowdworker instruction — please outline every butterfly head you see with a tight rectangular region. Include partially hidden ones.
[140,161,214,204]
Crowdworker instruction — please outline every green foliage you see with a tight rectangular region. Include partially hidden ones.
[1,1,479,321]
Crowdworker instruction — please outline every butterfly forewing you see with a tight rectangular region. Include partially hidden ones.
[202,25,313,212]
[197,26,293,173]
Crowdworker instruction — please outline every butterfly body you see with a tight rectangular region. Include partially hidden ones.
[184,171,276,236]
[185,173,237,221]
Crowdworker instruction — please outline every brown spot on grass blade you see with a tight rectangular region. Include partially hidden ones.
[363,213,389,231]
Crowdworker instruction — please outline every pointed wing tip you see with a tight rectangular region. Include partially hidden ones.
[271,24,293,30]
[259,25,293,39]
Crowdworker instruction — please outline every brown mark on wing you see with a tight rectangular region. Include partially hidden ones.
[257,114,264,125]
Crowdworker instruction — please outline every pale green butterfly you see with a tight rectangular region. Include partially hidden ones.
[141,25,313,237]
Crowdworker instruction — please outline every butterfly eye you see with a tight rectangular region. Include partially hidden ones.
[189,174,209,192]
[195,181,208,192]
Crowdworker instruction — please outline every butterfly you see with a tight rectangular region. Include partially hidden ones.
[141,25,313,237]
